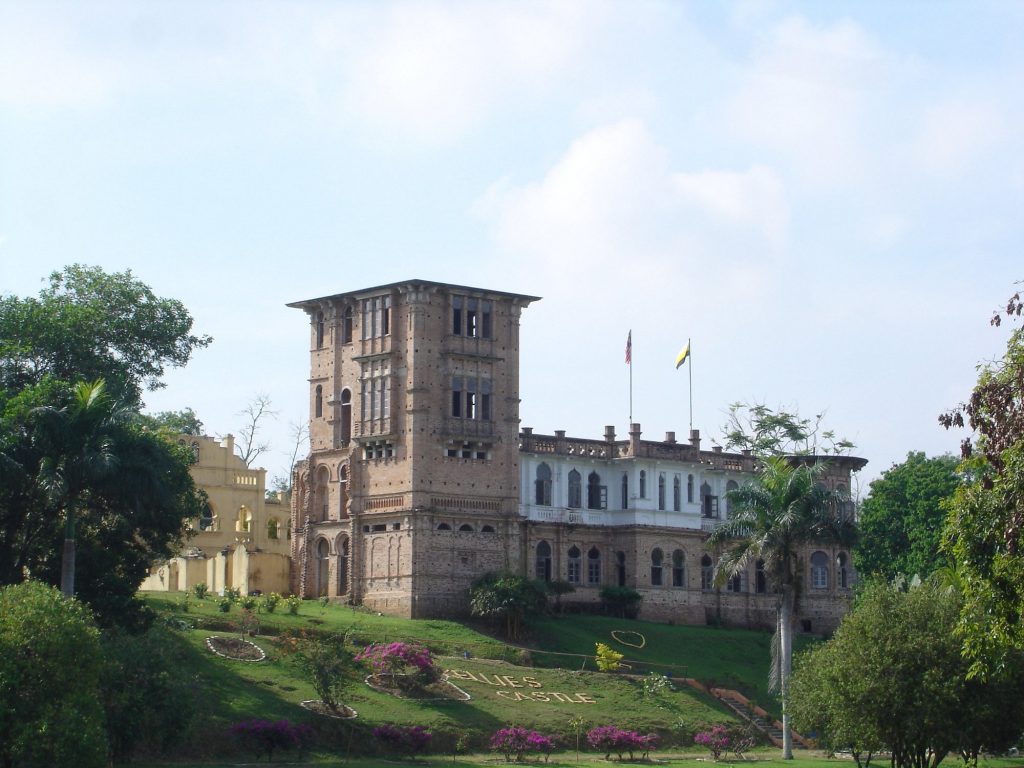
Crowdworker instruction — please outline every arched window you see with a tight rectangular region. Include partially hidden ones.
[459,523,474,532]
[437,523,451,530]
[567,546,582,584]
[199,503,215,531]
[567,469,582,509]
[701,482,718,518]
[837,552,850,589]
[316,538,330,597]
[238,505,252,533]
[535,541,552,582]
[687,474,695,504]
[639,470,647,498]
[338,464,348,518]
[701,554,714,591]
[673,476,681,511]
[190,441,200,461]
[316,311,325,348]
[338,537,349,594]
[811,551,829,589]
[267,517,280,539]
[587,547,601,585]
[342,306,353,344]
[587,471,605,510]
[535,463,552,506]
[650,548,664,586]
[756,559,767,594]
[672,549,685,587]
[315,385,323,418]
[658,474,666,510]
[481,524,495,533]
[727,571,745,593]
[314,466,329,521]
[340,389,352,445]
[725,480,739,515]
[621,473,629,509]
[616,551,626,586]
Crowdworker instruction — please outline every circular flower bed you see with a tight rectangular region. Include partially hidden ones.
[363,672,471,702]
[299,700,358,719]
[206,635,266,662]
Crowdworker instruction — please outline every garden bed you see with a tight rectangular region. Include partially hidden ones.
[206,635,266,662]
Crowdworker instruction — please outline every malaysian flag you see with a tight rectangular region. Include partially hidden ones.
[625,330,632,365]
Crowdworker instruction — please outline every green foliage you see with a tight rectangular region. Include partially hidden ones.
[940,289,1024,677]
[469,572,547,641]
[260,591,281,613]
[193,582,209,600]
[722,401,855,457]
[219,597,232,612]
[0,581,106,768]
[855,452,960,581]
[598,586,642,618]
[224,586,241,603]
[285,595,302,615]
[100,626,198,763]
[286,632,352,712]
[0,264,211,405]
[790,578,1024,768]
[137,407,205,437]
[594,642,624,671]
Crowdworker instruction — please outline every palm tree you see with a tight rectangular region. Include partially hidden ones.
[708,456,854,759]
[31,380,128,597]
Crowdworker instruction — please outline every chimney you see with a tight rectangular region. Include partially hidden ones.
[665,431,676,443]
[604,425,616,442]
[689,429,701,449]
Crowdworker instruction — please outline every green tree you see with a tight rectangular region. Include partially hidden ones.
[790,578,1024,768]
[0,581,106,768]
[138,407,205,436]
[469,572,547,641]
[855,452,961,581]
[722,402,855,456]
[0,264,211,405]
[940,288,1024,676]
[709,457,854,759]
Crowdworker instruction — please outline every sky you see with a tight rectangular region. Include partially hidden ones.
[1,1,1021,494]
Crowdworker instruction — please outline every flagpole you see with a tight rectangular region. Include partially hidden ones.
[628,331,633,424]
[688,337,693,432]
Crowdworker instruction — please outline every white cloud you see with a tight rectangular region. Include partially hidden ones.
[916,99,1008,177]
[726,16,891,186]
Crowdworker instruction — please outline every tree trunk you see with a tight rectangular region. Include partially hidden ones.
[60,506,76,597]
[780,588,794,759]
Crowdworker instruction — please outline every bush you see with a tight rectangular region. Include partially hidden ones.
[261,591,281,613]
[587,725,655,760]
[218,597,231,613]
[490,726,556,762]
[355,642,440,690]
[100,626,198,763]
[230,719,314,761]
[373,724,433,756]
[599,586,642,618]
[594,642,624,672]
[285,595,302,615]
[286,634,351,712]
[239,595,257,611]
[694,725,730,759]
[223,586,241,603]
[0,581,106,768]
[192,582,209,599]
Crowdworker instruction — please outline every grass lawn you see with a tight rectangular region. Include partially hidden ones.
[137,593,822,763]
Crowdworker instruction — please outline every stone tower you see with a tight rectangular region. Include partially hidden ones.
[287,280,539,616]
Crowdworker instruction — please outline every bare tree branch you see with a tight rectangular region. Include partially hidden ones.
[235,393,277,467]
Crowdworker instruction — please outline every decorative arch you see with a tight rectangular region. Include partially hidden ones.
[336,535,349,595]
[811,550,830,589]
[567,546,582,583]
[650,548,664,586]
[535,463,552,506]
[701,554,714,591]
[338,463,348,518]
[725,480,739,515]
[567,469,582,509]
[267,517,280,539]
[587,471,604,510]
[459,523,474,532]
[314,465,330,522]
[672,549,685,587]
[340,389,352,445]
[316,311,325,349]
[587,546,601,585]
[315,538,330,596]
[837,551,850,589]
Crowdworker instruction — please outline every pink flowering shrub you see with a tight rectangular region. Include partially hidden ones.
[694,725,730,759]
[229,719,314,761]
[491,726,557,762]
[373,724,433,756]
[354,642,439,690]
[586,726,656,760]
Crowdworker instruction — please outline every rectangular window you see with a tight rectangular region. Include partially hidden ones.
[567,559,581,584]
[451,377,462,417]
[466,379,477,419]
[482,302,492,338]
[588,559,600,585]
[467,299,478,337]
[361,296,391,339]
[452,297,462,335]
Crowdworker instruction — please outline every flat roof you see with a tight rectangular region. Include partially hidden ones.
[287,278,542,310]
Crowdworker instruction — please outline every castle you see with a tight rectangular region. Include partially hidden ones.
[286,279,866,632]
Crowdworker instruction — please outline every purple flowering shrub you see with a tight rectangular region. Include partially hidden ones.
[586,726,657,761]
[355,642,439,690]
[694,725,730,759]
[373,724,433,756]
[230,719,314,760]
[490,726,557,762]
